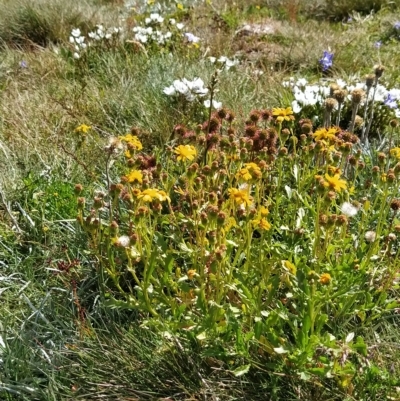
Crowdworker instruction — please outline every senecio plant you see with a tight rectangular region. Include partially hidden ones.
[74,65,400,387]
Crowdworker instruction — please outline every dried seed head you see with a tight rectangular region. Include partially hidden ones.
[351,89,365,105]
[329,83,340,97]
[390,199,400,212]
[365,231,376,243]
[249,110,261,122]
[374,64,385,79]
[365,74,375,89]
[324,97,338,112]
[333,89,347,104]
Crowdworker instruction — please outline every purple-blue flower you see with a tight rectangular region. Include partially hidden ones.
[394,21,400,30]
[384,94,398,109]
[20,60,27,68]
[374,41,382,48]
[319,51,333,71]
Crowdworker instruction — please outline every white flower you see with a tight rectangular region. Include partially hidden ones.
[73,52,80,59]
[145,17,151,24]
[169,18,176,25]
[341,202,358,217]
[296,78,307,86]
[291,100,302,113]
[173,79,189,94]
[365,231,376,243]
[75,36,85,45]
[71,28,81,38]
[163,85,176,96]
[204,99,222,108]
[69,36,75,44]
[150,13,164,23]
[116,235,130,248]
[176,23,184,30]
[224,58,239,69]
[209,56,216,63]
[184,32,200,43]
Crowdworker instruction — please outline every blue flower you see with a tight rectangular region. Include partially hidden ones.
[319,51,333,71]
[394,21,400,30]
[384,94,398,109]
[374,41,382,48]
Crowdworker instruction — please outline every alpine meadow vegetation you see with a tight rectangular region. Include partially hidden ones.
[1,0,400,400]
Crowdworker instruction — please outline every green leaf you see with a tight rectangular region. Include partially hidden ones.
[232,364,251,377]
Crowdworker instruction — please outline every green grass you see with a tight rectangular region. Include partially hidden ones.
[1,0,400,399]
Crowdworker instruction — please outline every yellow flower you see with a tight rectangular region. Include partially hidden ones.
[283,260,296,275]
[236,168,252,181]
[390,147,400,159]
[75,124,91,134]
[138,188,170,203]
[272,107,293,123]
[252,218,271,231]
[177,3,184,9]
[319,273,331,285]
[174,145,197,162]
[187,269,196,280]
[119,134,143,151]
[228,188,253,207]
[260,206,269,217]
[237,163,262,181]
[323,173,347,192]
[126,170,143,184]
[313,127,338,142]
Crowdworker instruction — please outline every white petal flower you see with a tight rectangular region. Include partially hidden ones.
[71,28,81,38]
[184,32,200,43]
[341,202,358,217]
[73,52,80,59]
[163,85,176,96]
[176,23,184,30]
[291,100,302,113]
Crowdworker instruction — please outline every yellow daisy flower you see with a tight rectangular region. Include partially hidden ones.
[313,127,338,142]
[126,170,143,184]
[228,188,253,207]
[174,145,197,162]
[272,107,293,123]
[323,173,347,192]
[319,273,331,285]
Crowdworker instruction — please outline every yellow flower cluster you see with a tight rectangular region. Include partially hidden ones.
[138,188,170,203]
[119,134,143,158]
[75,124,91,134]
[313,127,338,142]
[236,162,262,181]
[228,188,253,207]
